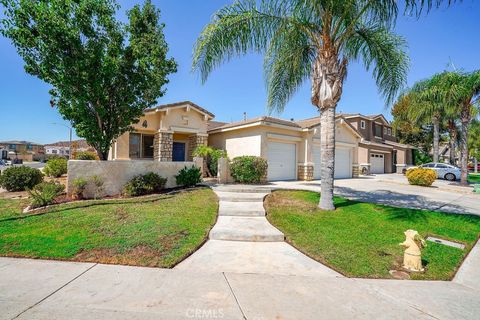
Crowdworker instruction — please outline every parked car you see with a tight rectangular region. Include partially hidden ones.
[418,162,461,181]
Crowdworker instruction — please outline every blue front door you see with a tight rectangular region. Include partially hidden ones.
[172,142,186,161]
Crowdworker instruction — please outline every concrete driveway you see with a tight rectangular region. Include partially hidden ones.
[270,174,480,216]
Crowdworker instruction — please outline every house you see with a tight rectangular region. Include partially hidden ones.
[0,140,45,162]
[208,115,361,181]
[110,101,413,181]
[109,101,214,161]
[340,114,414,174]
[45,139,94,157]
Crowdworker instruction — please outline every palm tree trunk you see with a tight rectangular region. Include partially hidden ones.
[459,105,470,185]
[311,49,347,211]
[475,157,478,174]
[432,116,440,163]
[319,107,336,210]
[448,120,457,165]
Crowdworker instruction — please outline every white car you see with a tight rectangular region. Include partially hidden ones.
[419,162,461,181]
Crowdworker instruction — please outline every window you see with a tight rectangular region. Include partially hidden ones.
[52,150,58,154]
[129,133,154,159]
[384,127,387,135]
[387,128,392,135]
[26,144,32,150]
[9,144,16,150]
[360,120,366,129]
[422,163,435,168]
[436,164,448,168]
[374,124,382,137]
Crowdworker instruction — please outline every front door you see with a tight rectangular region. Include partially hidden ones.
[172,142,186,161]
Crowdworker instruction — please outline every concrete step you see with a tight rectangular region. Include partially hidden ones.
[213,186,272,194]
[215,191,268,202]
[209,216,284,242]
[219,201,265,216]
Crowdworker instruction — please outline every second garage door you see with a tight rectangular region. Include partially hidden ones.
[370,153,385,174]
[267,142,296,181]
[313,146,352,179]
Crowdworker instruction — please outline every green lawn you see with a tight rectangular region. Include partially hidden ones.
[469,173,480,183]
[265,190,480,280]
[0,188,218,267]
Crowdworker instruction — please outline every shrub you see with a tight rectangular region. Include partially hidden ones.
[175,166,202,187]
[75,151,98,160]
[0,166,43,191]
[413,149,432,165]
[230,156,268,184]
[44,158,68,177]
[123,172,167,196]
[90,175,104,200]
[192,145,227,177]
[28,181,65,208]
[406,168,437,187]
[71,177,88,199]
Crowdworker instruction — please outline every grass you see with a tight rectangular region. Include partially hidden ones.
[0,188,218,268]
[265,190,480,280]
[468,173,480,183]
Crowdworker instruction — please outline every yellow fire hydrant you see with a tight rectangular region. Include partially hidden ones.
[399,230,426,272]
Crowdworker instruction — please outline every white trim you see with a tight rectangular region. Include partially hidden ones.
[336,141,357,148]
[209,121,262,133]
[370,149,391,154]
[170,126,200,133]
[267,133,302,142]
[146,103,214,119]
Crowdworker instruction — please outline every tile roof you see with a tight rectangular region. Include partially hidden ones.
[208,116,302,132]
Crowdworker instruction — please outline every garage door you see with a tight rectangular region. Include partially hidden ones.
[370,153,385,174]
[313,146,352,179]
[267,142,296,181]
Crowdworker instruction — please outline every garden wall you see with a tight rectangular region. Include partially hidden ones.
[67,159,202,197]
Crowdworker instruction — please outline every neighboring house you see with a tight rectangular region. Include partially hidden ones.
[109,101,214,161]
[45,139,93,157]
[429,143,459,165]
[208,115,361,181]
[0,140,45,161]
[340,114,414,174]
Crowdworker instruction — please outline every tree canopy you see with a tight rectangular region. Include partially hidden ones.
[1,0,177,159]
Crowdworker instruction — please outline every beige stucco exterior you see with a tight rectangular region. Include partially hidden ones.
[209,118,361,181]
[109,102,212,162]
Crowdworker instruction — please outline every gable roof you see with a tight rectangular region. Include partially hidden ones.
[341,113,391,125]
[144,101,215,118]
[208,116,301,133]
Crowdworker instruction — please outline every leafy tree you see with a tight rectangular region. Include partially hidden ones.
[192,0,417,210]
[1,0,177,159]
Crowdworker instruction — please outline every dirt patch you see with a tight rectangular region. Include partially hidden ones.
[265,192,315,212]
[75,245,167,267]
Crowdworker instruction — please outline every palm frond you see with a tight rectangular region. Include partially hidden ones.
[344,24,409,105]
[263,23,315,113]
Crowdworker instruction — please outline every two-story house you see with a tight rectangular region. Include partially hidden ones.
[0,140,45,162]
[342,114,414,174]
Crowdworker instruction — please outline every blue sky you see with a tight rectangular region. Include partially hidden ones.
[0,0,478,144]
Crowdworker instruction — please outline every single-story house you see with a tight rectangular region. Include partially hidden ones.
[208,115,361,181]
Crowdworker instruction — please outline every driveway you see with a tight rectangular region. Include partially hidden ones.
[270,175,480,216]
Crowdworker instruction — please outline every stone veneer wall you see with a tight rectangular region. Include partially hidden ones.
[188,134,208,176]
[297,164,314,181]
[352,164,359,178]
[67,160,198,197]
[154,131,173,161]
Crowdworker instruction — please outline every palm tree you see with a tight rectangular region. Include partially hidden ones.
[441,71,480,184]
[192,0,412,210]
[398,74,458,163]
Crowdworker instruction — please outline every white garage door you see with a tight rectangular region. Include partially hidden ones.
[267,142,296,181]
[370,153,385,174]
[313,146,352,179]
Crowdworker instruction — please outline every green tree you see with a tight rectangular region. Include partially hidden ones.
[1,0,177,160]
[192,0,415,210]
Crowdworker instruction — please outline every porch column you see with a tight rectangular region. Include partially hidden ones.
[187,133,208,161]
[154,131,173,161]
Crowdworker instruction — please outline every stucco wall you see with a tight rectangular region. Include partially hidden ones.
[209,127,264,159]
[67,160,198,197]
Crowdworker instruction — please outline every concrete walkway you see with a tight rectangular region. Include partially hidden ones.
[175,185,340,277]
[1,256,479,319]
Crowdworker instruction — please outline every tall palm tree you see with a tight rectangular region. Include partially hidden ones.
[192,0,412,210]
[398,74,458,163]
[441,71,480,184]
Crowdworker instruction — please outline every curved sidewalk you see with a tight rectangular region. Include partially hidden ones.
[175,184,341,277]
